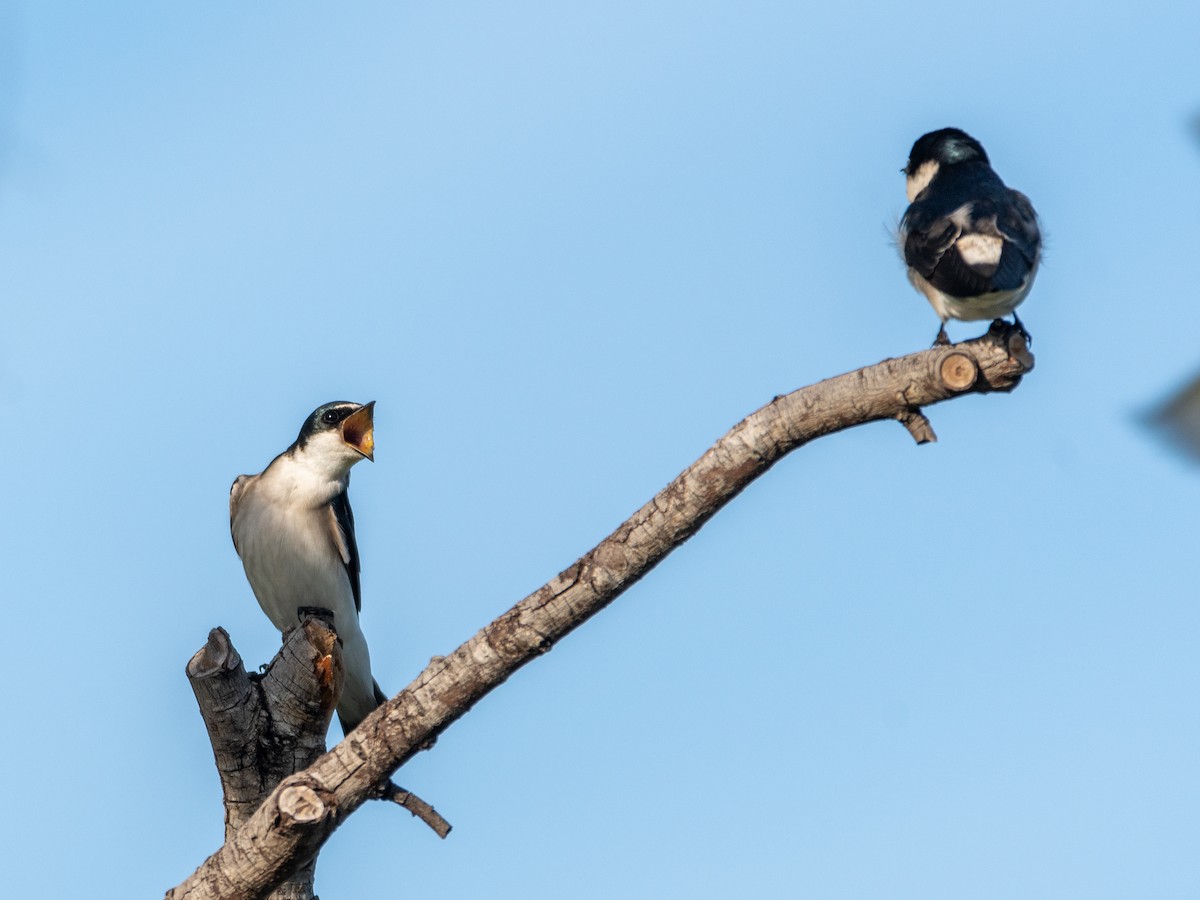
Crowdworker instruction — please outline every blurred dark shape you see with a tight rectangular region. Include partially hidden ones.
[1145,371,1200,463]
[1145,111,1200,462]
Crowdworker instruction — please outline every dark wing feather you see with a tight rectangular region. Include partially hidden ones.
[930,243,998,297]
[329,488,363,613]
[996,189,1041,267]
[902,207,959,280]
[905,186,1040,299]
[970,189,1040,292]
[229,475,251,554]
[989,241,1033,292]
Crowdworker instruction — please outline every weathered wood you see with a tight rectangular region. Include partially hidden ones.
[169,324,1033,900]
[179,619,341,900]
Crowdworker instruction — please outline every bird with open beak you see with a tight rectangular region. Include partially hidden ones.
[229,400,385,735]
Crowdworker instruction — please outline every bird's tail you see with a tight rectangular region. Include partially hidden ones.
[337,679,388,736]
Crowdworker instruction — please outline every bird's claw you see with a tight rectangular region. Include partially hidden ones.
[1011,313,1032,346]
[297,605,335,624]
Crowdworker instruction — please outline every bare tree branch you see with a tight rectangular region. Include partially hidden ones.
[168,323,1033,900]
[370,781,453,838]
[179,614,452,900]
[182,620,340,899]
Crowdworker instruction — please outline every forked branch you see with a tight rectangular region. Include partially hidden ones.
[169,323,1033,900]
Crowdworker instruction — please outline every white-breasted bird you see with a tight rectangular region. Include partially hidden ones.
[230,400,385,735]
[899,127,1042,345]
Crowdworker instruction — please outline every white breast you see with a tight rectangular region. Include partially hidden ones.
[231,460,360,635]
[231,448,382,731]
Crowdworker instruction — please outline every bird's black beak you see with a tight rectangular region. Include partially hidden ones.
[341,401,375,461]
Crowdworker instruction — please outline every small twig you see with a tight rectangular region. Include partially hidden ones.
[371,780,453,839]
[896,407,936,444]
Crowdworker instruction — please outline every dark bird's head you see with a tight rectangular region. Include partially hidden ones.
[903,127,990,202]
[295,400,376,468]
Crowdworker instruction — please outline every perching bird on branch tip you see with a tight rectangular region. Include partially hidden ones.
[899,127,1042,346]
[229,400,386,736]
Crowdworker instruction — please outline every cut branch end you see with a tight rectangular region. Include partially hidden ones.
[278,783,329,826]
[938,352,978,392]
[188,627,240,678]
[896,408,937,444]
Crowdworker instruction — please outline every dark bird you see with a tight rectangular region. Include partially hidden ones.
[899,127,1041,345]
[230,401,385,735]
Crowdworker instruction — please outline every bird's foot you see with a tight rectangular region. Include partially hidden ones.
[1009,313,1032,346]
[933,325,951,347]
[297,605,335,624]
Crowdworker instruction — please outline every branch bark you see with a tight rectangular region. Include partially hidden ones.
[169,324,1033,899]
[181,620,341,899]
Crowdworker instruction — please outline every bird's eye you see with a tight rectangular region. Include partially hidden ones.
[322,410,339,424]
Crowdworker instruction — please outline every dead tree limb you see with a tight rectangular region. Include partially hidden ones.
[168,323,1033,900]
[181,614,451,900]
[183,620,339,900]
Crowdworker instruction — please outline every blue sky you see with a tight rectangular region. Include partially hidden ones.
[3,2,1199,897]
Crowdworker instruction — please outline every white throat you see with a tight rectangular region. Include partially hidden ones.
[905,159,939,202]
[293,429,365,480]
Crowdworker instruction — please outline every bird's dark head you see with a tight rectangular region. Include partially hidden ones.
[903,128,989,202]
[905,128,988,172]
[296,400,376,463]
